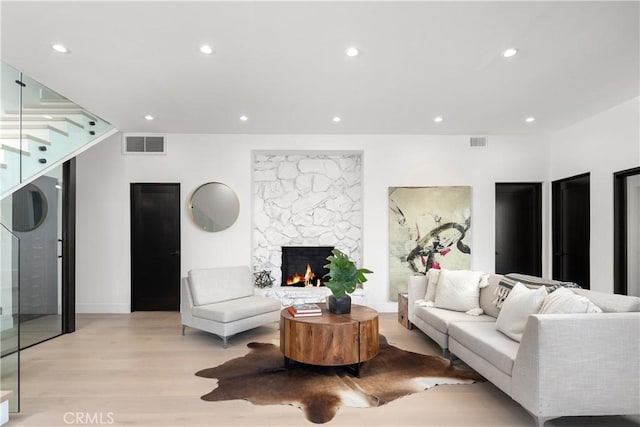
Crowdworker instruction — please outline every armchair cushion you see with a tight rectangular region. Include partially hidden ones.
[188,266,253,305]
[192,296,281,323]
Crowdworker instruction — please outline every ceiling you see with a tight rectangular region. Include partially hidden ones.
[1,1,638,135]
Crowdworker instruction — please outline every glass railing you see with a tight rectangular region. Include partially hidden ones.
[0,223,20,412]
[1,61,115,197]
[0,63,23,197]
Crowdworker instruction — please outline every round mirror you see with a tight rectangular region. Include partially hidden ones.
[12,183,48,232]
[189,182,240,232]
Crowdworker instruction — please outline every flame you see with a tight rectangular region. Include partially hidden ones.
[286,264,316,286]
[304,264,315,283]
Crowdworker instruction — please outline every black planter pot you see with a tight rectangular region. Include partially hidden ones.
[327,294,351,314]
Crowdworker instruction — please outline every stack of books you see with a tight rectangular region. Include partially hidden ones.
[287,303,322,317]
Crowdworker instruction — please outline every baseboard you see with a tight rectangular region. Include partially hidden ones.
[76,303,130,313]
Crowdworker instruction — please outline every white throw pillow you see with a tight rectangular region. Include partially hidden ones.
[424,268,441,302]
[434,269,484,313]
[539,288,602,314]
[495,283,548,342]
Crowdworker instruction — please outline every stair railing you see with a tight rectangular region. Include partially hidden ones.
[1,61,117,199]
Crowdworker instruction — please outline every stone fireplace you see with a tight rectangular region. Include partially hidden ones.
[281,246,334,287]
[252,151,363,292]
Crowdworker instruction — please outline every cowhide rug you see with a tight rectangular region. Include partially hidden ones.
[195,336,483,423]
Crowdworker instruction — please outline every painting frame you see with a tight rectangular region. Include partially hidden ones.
[388,186,472,301]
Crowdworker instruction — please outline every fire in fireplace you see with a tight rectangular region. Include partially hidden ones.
[281,246,334,287]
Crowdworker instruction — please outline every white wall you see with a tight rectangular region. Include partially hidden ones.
[549,97,640,293]
[76,133,549,313]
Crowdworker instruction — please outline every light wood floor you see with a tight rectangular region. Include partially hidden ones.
[6,312,639,427]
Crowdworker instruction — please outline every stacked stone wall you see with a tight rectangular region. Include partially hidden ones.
[252,152,363,286]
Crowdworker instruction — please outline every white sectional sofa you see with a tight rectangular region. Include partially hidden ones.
[408,271,640,427]
[181,266,282,347]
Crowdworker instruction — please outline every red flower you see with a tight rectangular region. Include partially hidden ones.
[432,261,441,269]
[440,248,451,256]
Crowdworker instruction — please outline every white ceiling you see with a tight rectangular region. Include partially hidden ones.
[1,1,638,135]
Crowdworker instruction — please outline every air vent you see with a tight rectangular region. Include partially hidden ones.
[470,136,488,148]
[122,133,166,154]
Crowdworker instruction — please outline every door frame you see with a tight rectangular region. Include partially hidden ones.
[614,166,640,295]
[62,159,76,333]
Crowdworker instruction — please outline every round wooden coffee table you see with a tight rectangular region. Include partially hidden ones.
[280,303,379,376]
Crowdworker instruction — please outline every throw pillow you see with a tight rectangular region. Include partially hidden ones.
[494,273,581,309]
[424,268,441,303]
[539,288,602,314]
[434,269,485,313]
[495,283,548,342]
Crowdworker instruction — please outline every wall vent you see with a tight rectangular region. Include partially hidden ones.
[122,133,166,154]
[470,136,488,148]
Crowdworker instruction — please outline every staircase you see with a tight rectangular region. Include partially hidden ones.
[1,62,117,198]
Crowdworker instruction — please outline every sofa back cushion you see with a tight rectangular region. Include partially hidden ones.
[479,274,502,318]
[571,289,640,312]
[188,266,253,306]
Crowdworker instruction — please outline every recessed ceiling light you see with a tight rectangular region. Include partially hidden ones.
[200,44,214,55]
[52,44,69,53]
[240,115,248,121]
[332,116,341,122]
[144,115,154,121]
[525,116,535,123]
[42,115,53,119]
[433,116,444,123]
[502,48,519,58]
[345,47,359,57]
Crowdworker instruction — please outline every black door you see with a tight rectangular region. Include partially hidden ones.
[495,183,542,276]
[614,167,640,295]
[131,183,181,311]
[552,173,590,289]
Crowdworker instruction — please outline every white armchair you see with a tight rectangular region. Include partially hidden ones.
[181,265,281,347]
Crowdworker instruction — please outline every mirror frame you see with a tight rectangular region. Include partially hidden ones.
[188,182,240,232]
[12,183,48,232]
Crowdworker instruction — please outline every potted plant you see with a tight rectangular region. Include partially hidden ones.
[323,248,373,314]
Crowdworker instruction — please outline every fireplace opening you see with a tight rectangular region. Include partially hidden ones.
[281,246,334,287]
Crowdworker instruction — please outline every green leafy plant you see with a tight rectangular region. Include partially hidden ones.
[323,248,373,298]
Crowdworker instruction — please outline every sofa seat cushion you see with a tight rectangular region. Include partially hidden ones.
[414,306,495,335]
[192,296,281,323]
[449,321,519,376]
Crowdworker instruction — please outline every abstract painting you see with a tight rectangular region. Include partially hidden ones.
[388,186,472,301]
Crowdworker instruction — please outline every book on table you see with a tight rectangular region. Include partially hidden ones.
[290,303,321,313]
[287,306,322,317]
[287,307,321,317]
